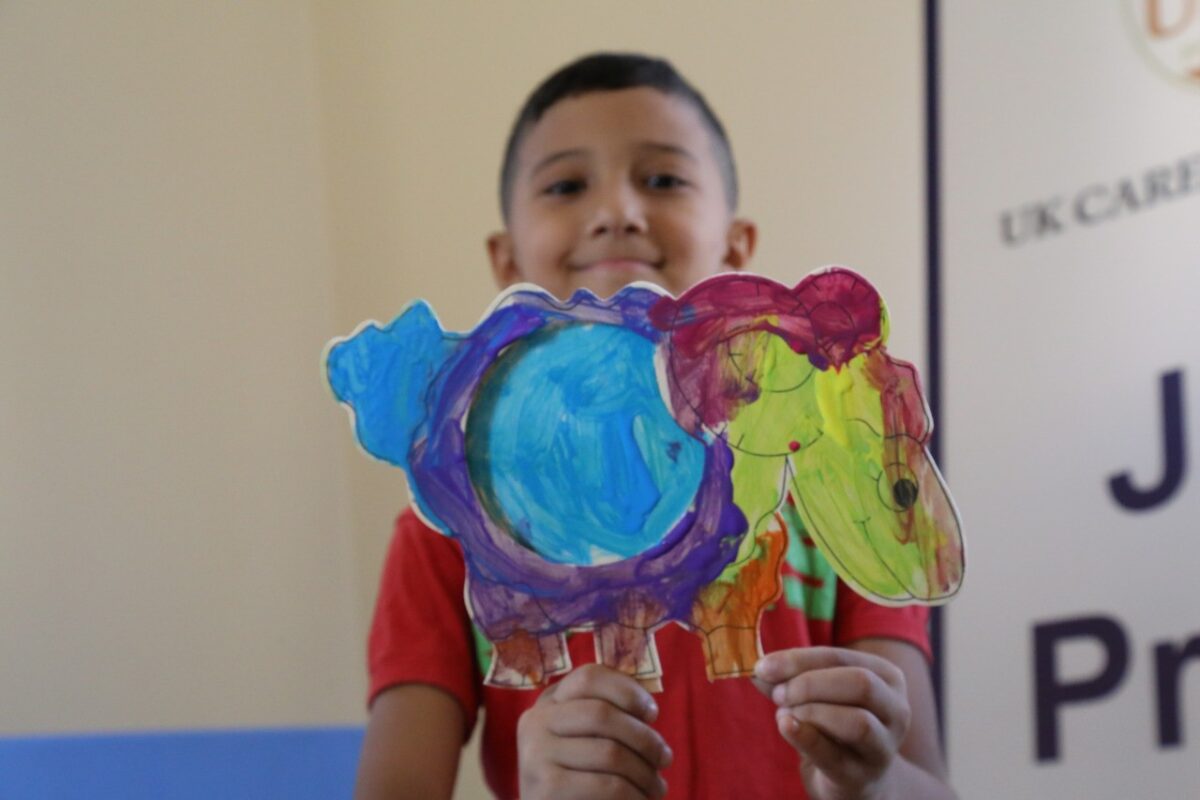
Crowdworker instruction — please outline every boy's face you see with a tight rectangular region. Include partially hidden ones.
[488,88,756,300]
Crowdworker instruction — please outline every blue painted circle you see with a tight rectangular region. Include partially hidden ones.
[467,323,704,565]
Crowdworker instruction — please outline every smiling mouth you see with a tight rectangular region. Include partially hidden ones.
[572,258,662,272]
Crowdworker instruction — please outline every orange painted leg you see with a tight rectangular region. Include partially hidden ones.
[697,625,761,679]
[689,521,787,680]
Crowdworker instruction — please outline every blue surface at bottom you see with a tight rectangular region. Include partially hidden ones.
[0,726,364,800]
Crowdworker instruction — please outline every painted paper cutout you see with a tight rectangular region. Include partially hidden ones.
[326,268,964,690]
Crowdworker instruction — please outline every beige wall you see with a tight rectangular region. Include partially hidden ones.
[2,2,923,797]
[0,2,362,732]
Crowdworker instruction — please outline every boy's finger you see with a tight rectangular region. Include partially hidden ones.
[548,698,673,768]
[755,647,903,689]
[541,768,663,800]
[776,711,864,787]
[785,702,892,766]
[552,737,668,799]
[551,664,660,721]
[750,674,777,698]
[769,666,905,730]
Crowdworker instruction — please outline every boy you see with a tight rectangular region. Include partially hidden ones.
[354,53,956,800]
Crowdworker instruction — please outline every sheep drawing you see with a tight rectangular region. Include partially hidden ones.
[326,268,963,690]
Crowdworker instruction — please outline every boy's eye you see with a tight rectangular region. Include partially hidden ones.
[645,173,687,190]
[543,178,586,197]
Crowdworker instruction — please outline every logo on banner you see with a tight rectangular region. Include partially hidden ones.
[1125,0,1200,89]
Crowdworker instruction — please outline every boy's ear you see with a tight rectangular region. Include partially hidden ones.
[722,218,757,271]
[487,231,521,289]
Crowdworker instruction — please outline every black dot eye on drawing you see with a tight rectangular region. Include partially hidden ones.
[877,462,920,512]
[892,478,919,510]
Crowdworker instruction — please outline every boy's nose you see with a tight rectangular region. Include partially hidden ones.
[587,184,647,237]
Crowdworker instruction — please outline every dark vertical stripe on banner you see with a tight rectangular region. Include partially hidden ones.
[923,0,947,745]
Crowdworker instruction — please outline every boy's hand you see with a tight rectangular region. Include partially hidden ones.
[517,663,673,800]
[753,646,911,800]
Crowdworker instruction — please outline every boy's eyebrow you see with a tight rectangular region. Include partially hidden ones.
[529,148,588,178]
[528,142,699,179]
[637,141,699,162]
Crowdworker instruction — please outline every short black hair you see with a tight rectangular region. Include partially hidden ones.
[499,52,738,220]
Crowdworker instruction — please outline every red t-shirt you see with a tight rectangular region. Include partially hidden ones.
[368,508,930,800]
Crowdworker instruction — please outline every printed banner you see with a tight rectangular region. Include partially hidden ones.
[938,2,1200,797]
